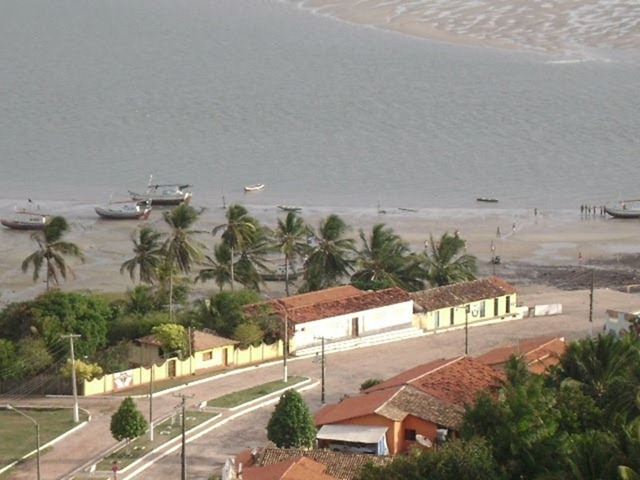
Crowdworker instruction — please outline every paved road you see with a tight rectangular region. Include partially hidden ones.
[7,286,637,480]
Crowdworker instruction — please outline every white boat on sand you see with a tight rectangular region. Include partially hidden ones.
[129,176,192,205]
[1,208,50,230]
[244,184,265,192]
[95,199,152,220]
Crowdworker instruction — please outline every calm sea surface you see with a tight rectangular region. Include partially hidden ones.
[1,0,639,214]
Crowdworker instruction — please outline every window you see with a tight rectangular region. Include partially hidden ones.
[494,298,499,315]
[450,308,454,326]
[506,295,511,313]
[434,311,440,328]
[480,302,486,317]
[404,429,417,441]
[202,351,213,361]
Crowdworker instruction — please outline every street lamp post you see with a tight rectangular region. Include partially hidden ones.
[149,350,181,441]
[7,405,40,480]
[314,337,326,404]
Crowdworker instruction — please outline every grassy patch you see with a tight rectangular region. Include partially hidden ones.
[208,376,306,408]
[94,410,218,471]
[0,408,88,466]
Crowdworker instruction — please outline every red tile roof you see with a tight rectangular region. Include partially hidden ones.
[245,287,411,325]
[136,330,237,351]
[365,356,504,408]
[314,387,400,425]
[253,448,392,480]
[410,277,516,311]
[474,336,566,374]
[243,457,334,480]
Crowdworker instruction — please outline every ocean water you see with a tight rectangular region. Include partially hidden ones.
[1,0,639,215]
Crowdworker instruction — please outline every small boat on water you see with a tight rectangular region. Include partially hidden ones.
[129,176,192,205]
[95,199,152,220]
[604,200,640,219]
[244,184,265,192]
[477,197,499,203]
[1,209,50,230]
[277,205,301,212]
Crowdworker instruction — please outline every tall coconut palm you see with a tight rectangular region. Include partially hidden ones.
[351,223,424,292]
[301,214,356,292]
[212,204,257,290]
[234,224,273,291]
[423,232,477,287]
[274,212,310,296]
[162,204,205,316]
[120,226,164,285]
[195,243,233,291]
[21,216,84,291]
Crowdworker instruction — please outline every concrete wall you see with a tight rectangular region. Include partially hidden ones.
[293,301,413,348]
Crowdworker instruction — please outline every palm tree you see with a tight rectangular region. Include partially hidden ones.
[351,223,424,292]
[274,212,309,296]
[195,243,233,291]
[162,204,205,316]
[21,216,84,291]
[423,232,478,287]
[301,214,356,292]
[212,204,257,290]
[234,224,273,291]
[120,226,164,284]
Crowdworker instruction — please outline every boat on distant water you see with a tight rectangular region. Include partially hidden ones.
[95,199,152,220]
[1,208,50,230]
[604,200,640,219]
[277,205,301,212]
[129,176,192,205]
[477,197,499,203]
[244,183,264,192]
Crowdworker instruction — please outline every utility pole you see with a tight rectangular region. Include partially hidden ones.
[174,393,194,480]
[61,334,81,422]
[320,336,326,404]
[7,405,40,480]
[589,271,594,337]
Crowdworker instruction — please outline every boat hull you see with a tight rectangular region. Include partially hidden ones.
[129,191,192,205]
[244,184,264,192]
[604,207,640,219]
[477,198,499,203]
[95,207,152,220]
[1,219,47,230]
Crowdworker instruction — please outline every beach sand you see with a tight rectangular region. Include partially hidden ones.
[2,203,639,306]
[291,0,640,54]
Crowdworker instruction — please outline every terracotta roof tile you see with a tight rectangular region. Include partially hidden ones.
[244,457,334,480]
[475,336,566,374]
[191,330,237,350]
[367,356,504,408]
[410,277,516,311]
[136,330,237,351]
[256,448,392,480]
[314,388,400,425]
[380,386,465,429]
[245,287,411,325]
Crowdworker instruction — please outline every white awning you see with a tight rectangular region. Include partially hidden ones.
[316,424,388,444]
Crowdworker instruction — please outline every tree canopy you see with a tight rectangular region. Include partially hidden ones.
[267,389,316,448]
[110,397,148,442]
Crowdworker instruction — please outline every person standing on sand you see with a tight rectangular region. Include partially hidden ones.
[496,226,501,238]
[512,222,516,234]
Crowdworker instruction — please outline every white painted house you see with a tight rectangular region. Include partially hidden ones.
[244,285,413,350]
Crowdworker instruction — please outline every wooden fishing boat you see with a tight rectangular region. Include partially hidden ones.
[244,183,265,192]
[1,209,50,230]
[277,205,301,212]
[95,199,152,220]
[477,197,499,203]
[604,200,640,219]
[129,176,192,205]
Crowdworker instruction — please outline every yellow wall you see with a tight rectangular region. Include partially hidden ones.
[414,293,517,331]
[84,340,284,397]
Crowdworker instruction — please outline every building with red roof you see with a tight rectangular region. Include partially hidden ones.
[244,286,413,350]
[314,356,504,455]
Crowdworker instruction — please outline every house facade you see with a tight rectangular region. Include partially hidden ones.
[411,277,520,331]
[130,329,237,372]
[244,286,413,350]
[314,356,504,455]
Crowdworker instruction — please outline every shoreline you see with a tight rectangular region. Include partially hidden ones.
[2,202,639,306]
